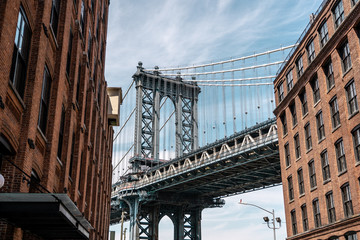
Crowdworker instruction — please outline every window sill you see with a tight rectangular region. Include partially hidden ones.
[306,147,313,154]
[37,126,47,143]
[348,110,359,120]
[302,112,309,120]
[8,81,26,109]
[332,125,341,133]
[338,170,347,177]
[342,66,352,78]
[355,161,360,167]
[292,123,298,130]
[49,25,59,49]
[56,157,63,167]
[282,132,288,139]
[289,199,294,204]
[286,164,292,170]
[296,156,302,162]
[310,186,317,192]
[323,179,331,185]
[318,137,326,144]
[313,100,321,108]
[68,176,73,183]
[299,193,305,199]
[327,85,335,94]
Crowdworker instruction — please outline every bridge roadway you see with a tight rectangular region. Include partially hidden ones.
[111,118,281,240]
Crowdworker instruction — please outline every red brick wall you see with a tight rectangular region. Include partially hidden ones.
[0,1,113,239]
[274,1,360,239]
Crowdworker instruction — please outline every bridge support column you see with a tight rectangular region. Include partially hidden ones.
[128,198,139,240]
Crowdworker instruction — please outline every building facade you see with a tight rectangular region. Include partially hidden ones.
[274,0,360,239]
[0,0,119,239]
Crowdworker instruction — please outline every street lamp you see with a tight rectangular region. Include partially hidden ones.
[239,199,281,240]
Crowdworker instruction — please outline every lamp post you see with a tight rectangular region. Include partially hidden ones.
[239,199,281,240]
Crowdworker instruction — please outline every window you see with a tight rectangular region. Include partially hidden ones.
[57,106,66,160]
[294,133,301,159]
[299,90,308,116]
[29,169,40,193]
[304,122,312,151]
[352,126,360,162]
[329,97,340,129]
[321,150,331,181]
[323,60,334,90]
[345,232,358,240]
[280,112,287,136]
[10,7,32,99]
[345,80,358,115]
[38,66,52,134]
[80,0,85,35]
[285,142,291,167]
[307,40,316,63]
[76,63,81,103]
[66,29,73,77]
[312,198,321,227]
[339,40,352,72]
[288,175,294,201]
[316,111,325,141]
[96,14,100,39]
[335,139,347,173]
[78,151,83,188]
[290,101,297,126]
[296,56,304,77]
[50,0,60,38]
[326,191,336,223]
[319,20,329,47]
[291,209,297,235]
[297,168,305,195]
[341,183,353,217]
[333,0,344,28]
[69,133,75,178]
[87,28,92,61]
[311,76,320,104]
[309,159,317,188]
[301,204,309,231]
[287,70,294,92]
[278,82,284,102]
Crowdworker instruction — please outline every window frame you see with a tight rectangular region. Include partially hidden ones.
[290,101,297,127]
[339,40,352,73]
[38,65,52,135]
[329,96,340,129]
[312,198,321,227]
[288,175,294,201]
[297,168,305,195]
[345,80,358,115]
[321,150,331,181]
[323,59,334,90]
[299,89,308,116]
[286,70,294,92]
[277,81,284,102]
[341,183,353,218]
[291,209,297,235]
[332,0,345,29]
[294,133,301,159]
[296,55,304,77]
[352,125,360,163]
[308,159,317,189]
[301,204,309,231]
[318,20,329,47]
[280,112,287,136]
[335,138,347,173]
[10,6,32,99]
[50,0,61,38]
[285,142,291,167]
[325,191,336,223]
[316,111,325,141]
[311,76,320,104]
[307,39,316,63]
[304,122,312,151]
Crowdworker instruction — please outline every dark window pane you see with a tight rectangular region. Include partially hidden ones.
[38,66,52,134]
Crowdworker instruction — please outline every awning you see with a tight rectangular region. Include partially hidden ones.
[0,193,93,239]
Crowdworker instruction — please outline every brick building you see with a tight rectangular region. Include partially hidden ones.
[0,0,120,239]
[274,0,360,239]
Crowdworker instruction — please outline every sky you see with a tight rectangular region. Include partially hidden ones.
[106,0,324,239]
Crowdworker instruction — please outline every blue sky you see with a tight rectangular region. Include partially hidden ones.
[106,0,323,239]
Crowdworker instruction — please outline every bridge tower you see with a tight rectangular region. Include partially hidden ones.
[117,62,203,240]
[132,62,200,171]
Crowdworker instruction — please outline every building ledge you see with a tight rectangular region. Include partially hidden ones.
[0,193,92,239]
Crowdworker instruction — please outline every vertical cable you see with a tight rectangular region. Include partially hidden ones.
[231,58,236,133]
[221,63,227,138]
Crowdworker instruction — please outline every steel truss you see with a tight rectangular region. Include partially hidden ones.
[133,62,201,171]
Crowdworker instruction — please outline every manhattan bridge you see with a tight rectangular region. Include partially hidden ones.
[110,44,296,240]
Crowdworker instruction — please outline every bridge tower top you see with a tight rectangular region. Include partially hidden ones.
[132,62,201,172]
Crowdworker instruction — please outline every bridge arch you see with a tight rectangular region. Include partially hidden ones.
[159,214,175,240]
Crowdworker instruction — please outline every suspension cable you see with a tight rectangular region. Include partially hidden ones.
[145,45,296,71]
[198,83,273,87]
[112,144,135,172]
[113,107,136,142]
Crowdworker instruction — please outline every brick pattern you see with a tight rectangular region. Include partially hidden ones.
[0,1,113,239]
[274,1,360,239]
